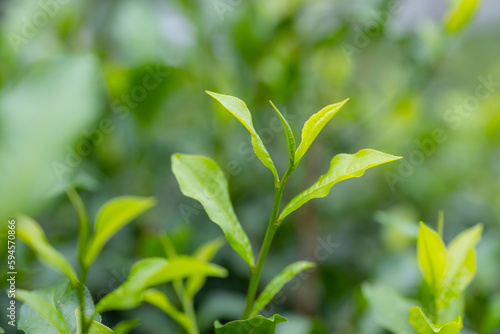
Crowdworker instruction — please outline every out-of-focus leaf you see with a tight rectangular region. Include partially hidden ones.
[17,279,100,334]
[111,319,141,334]
[186,237,226,298]
[206,91,279,184]
[279,149,401,221]
[417,223,447,293]
[251,261,315,316]
[66,188,91,265]
[17,290,71,334]
[0,56,102,222]
[214,314,287,334]
[437,224,483,310]
[17,215,78,285]
[84,196,157,267]
[270,101,296,164]
[75,310,113,334]
[96,256,227,313]
[294,99,349,164]
[445,0,480,33]
[409,306,462,334]
[172,154,255,268]
[143,289,191,332]
[362,283,415,334]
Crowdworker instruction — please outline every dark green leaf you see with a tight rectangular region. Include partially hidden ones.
[214,314,287,334]
[18,279,100,334]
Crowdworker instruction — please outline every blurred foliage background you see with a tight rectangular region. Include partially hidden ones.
[0,0,499,333]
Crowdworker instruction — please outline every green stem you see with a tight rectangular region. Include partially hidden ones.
[79,266,90,334]
[241,164,293,319]
[182,293,200,334]
[161,235,199,334]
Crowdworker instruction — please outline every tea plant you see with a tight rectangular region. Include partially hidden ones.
[363,212,483,334]
[171,92,401,332]
[15,190,227,334]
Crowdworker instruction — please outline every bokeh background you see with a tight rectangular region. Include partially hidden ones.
[1,0,499,333]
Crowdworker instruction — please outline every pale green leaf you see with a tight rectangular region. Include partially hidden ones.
[96,256,227,313]
[18,279,100,334]
[214,314,287,334]
[418,223,448,293]
[84,196,157,267]
[294,99,349,164]
[445,0,480,33]
[362,283,416,334]
[251,261,315,316]
[172,153,255,268]
[143,289,191,332]
[279,149,401,221]
[270,101,296,164]
[409,306,462,334]
[112,319,141,334]
[0,55,102,222]
[17,215,78,285]
[206,91,279,184]
[75,309,114,334]
[186,237,226,298]
[437,224,483,310]
[17,290,71,334]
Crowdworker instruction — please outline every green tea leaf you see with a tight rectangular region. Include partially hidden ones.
[294,99,349,164]
[409,306,462,334]
[445,0,480,33]
[96,256,227,313]
[437,224,483,310]
[84,196,157,267]
[143,289,191,332]
[362,283,416,334]
[17,215,78,285]
[270,101,296,164]
[186,237,226,298]
[172,153,255,268]
[418,223,447,293]
[112,319,141,334]
[17,290,71,334]
[75,309,114,334]
[17,279,100,334]
[251,261,315,316]
[214,314,287,334]
[206,91,279,184]
[279,149,401,221]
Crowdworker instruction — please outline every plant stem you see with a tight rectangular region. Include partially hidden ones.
[79,266,89,334]
[242,164,293,319]
[182,293,200,334]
